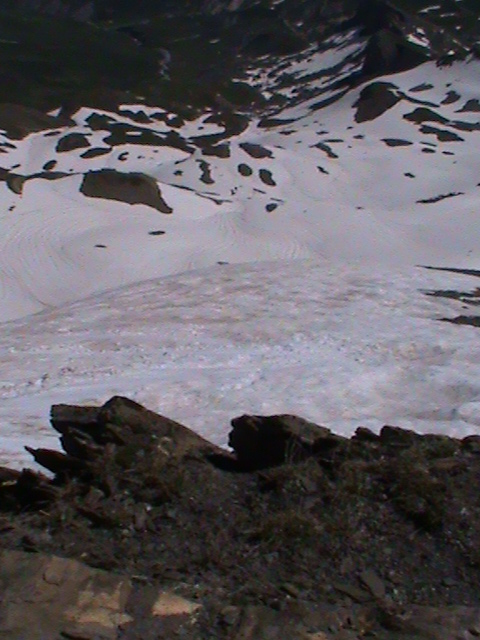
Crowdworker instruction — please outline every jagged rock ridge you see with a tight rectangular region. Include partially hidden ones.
[2,397,480,638]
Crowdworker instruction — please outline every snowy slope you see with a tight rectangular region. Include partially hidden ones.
[2,7,480,466]
[2,259,480,468]
[2,55,480,321]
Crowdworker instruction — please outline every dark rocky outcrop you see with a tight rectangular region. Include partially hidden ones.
[0,103,72,139]
[239,142,273,159]
[362,27,430,77]
[0,0,473,118]
[55,132,91,152]
[0,396,231,512]
[1,397,480,638]
[0,170,73,195]
[229,413,333,469]
[353,82,401,123]
[80,170,173,213]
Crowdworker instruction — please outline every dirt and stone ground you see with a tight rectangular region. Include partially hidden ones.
[1,396,480,639]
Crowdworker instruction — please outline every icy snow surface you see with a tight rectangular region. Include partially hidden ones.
[2,261,480,468]
[2,53,480,466]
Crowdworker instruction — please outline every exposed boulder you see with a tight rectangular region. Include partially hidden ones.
[0,550,203,640]
[50,402,101,434]
[228,413,334,470]
[239,142,273,159]
[53,394,228,465]
[4,173,26,195]
[95,395,222,455]
[56,132,91,152]
[80,170,173,213]
[0,396,233,515]
[0,550,132,640]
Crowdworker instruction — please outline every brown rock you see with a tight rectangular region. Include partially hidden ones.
[151,592,201,617]
[229,414,331,470]
[97,396,227,460]
[379,424,418,446]
[56,132,91,152]
[0,550,132,639]
[52,396,229,462]
[80,170,173,213]
[239,142,273,159]
[50,404,101,436]
[25,446,86,476]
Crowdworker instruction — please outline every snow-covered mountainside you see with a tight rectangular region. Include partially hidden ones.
[2,0,480,466]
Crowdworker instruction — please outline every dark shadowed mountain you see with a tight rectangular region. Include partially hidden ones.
[0,0,478,118]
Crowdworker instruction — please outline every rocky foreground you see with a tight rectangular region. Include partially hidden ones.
[1,397,480,638]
